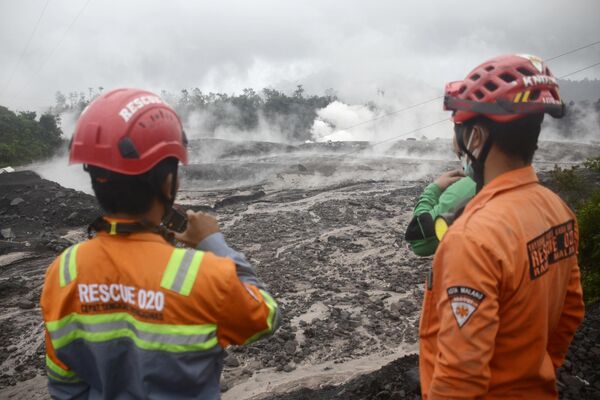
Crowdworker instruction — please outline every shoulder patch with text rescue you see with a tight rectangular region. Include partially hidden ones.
[527,220,576,280]
[447,286,485,328]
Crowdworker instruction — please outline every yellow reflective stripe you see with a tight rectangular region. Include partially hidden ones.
[244,289,279,345]
[47,371,80,383]
[160,248,186,290]
[514,92,523,103]
[59,244,80,288]
[522,90,531,102]
[45,355,79,382]
[179,251,203,296]
[59,252,67,287]
[46,312,217,353]
[109,221,117,235]
[260,289,278,331]
[161,249,204,295]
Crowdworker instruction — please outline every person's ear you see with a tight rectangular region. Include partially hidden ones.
[161,173,174,201]
[466,125,488,150]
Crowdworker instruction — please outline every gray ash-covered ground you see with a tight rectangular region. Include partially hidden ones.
[0,138,599,399]
[0,170,98,254]
[263,301,600,400]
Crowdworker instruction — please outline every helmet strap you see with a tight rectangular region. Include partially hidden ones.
[154,166,178,218]
[455,124,494,192]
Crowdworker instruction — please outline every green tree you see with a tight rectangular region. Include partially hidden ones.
[0,106,64,166]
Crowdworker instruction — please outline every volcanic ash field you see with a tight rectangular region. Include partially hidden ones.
[1,138,599,399]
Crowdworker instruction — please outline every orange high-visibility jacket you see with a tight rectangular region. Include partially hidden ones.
[41,228,280,399]
[419,166,584,399]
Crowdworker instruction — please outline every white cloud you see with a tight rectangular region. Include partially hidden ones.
[0,0,598,111]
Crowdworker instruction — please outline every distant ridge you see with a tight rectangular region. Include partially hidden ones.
[558,79,600,102]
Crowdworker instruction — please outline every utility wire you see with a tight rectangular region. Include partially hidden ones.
[219,57,600,164]
[341,118,451,156]
[336,95,444,132]
[333,60,600,159]
[0,0,51,96]
[15,0,93,95]
[546,40,600,62]
[559,61,600,79]
[3,32,598,155]
[329,39,600,135]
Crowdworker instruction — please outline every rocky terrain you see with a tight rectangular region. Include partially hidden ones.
[0,138,599,399]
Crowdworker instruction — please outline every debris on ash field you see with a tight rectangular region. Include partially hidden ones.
[0,138,599,399]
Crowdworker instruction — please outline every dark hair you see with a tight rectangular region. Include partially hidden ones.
[467,114,545,164]
[87,157,178,215]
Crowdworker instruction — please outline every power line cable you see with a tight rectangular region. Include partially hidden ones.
[329,39,600,135]
[217,40,600,148]
[219,57,600,164]
[335,95,444,132]
[333,60,600,159]
[14,0,93,95]
[546,40,600,62]
[341,118,450,156]
[0,0,51,96]
[559,61,600,79]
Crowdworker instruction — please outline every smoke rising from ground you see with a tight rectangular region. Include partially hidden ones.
[184,109,297,144]
[18,84,599,195]
[310,99,447,143]
[31,154,91,194]
[542,100,600,143]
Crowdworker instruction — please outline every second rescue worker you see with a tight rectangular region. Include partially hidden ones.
[40,88,280,399]
[419,54,584,399]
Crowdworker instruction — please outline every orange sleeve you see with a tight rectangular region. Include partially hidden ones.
[429,230,501,399]
[215,266,280,347]
[547,262,584,369]
[41,258,89,398]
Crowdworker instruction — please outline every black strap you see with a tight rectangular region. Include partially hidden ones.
[405,213,435,241]
[445,96,565,118]
[87,216,175,244]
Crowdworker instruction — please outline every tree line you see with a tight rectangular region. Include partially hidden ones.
[53,85,337,143]
[1,84,598,166]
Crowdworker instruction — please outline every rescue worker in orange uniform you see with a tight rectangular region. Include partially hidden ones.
[40,88,280,399]
[419,54,584,399]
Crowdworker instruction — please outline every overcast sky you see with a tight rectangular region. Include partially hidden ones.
[1,0,599,110]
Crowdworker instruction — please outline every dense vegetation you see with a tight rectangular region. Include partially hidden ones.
[550,156,600,304]
[0,106,63,166]
[53,85,337,143]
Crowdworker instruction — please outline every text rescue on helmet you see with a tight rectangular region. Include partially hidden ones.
[119,95,164,123]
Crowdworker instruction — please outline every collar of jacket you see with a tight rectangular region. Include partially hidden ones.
[464,165,539,213]
[97,217,169,244]
[96,229,169,244]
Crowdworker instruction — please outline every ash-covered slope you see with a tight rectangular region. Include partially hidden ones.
[0,170,99,254]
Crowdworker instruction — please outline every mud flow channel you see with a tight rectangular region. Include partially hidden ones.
[1,139,599,399]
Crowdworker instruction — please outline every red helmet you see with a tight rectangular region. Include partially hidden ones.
[444,54,565,123]
[70,88,188,175]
